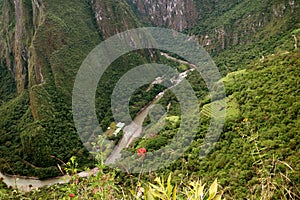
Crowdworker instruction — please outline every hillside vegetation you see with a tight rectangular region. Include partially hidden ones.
[0,50,299,199]
[0,0,299,199]
[190,0,300,74]
[0,0,149,178]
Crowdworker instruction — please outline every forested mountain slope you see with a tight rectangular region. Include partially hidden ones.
[127,0,299,73]
[0,50,299,199]
[187,51,300,198]
[0,0,144,178]
[0,2,299,196]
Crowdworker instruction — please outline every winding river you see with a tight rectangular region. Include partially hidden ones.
[0,172,71,192]
[105,53,195,164]
[0,90,164,192]
[0,53,194,192]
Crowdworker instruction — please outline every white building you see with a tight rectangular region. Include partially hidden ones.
[113,122,125,136]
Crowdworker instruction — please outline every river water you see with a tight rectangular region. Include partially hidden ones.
[0,172,70,192]
[0,54,194,192]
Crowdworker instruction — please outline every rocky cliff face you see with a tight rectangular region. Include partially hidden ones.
[2,0,298,95]
[0,0,142,95]
[0,0,146,178]
[0,0,299,178]
[14,0,28,93]
[0,0,44,94]
[127,0,299,53]
[127,0,198,31]
[91,0,141,38]
[192,0,300,53]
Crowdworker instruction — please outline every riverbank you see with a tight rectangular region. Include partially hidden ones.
[0,53,194,192]
[0,167,100,192]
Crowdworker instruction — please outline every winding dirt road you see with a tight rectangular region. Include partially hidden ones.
[0,52,194,192]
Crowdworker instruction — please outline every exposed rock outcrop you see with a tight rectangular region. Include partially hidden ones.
[128,0,198,31]
[194,0,300,52]
[91,0,141,38]
[0,0,44,94]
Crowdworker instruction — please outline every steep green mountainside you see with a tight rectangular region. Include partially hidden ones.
[0,1,299,193]
[191,51,300,198]
[0,0,100,178]
[0,0,146,178]
[189,0,300,73]
[127,0,299,74]
[0,65,16,105]
[0,51,298,199]
[128,51,300,198]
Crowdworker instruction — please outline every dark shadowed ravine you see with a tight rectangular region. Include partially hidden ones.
[0,54,193,192]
